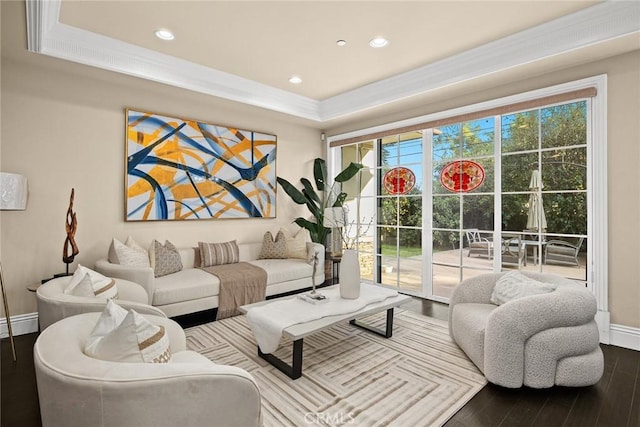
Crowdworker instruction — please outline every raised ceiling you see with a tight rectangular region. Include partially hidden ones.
[59,1,598,100]
[25,1,640,124]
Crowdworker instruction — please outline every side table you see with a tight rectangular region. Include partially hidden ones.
[328,254,342,285]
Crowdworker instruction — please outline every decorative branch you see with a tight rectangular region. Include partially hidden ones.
[341,215,374,250]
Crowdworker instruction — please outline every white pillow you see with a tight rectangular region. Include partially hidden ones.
[490,271,558,305]
[84,307,172,364]
[64,265,119,300]
[125,235,147,255]
[84,299,129,354]
[108,237,150,268]
[280,227,308,259]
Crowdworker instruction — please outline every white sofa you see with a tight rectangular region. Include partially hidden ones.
[95,241,325,317]
[34,312,261,427]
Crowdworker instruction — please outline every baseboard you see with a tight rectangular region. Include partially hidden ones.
[0,312,39,338]
[609,324,640,351]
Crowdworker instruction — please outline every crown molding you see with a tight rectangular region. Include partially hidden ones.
[25,0,640,123]
[320,1,640,121]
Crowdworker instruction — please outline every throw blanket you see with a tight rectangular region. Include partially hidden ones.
[201,262,267,320]
[246,284,398,353]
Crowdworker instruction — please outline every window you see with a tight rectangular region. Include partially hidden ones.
[329,77,607,328]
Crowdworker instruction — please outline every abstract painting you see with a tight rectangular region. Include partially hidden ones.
[125,109,277,221]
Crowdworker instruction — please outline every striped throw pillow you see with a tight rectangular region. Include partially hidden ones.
[198,240,240,267]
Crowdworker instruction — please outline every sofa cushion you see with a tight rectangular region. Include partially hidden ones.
[259,231,288,259]
[248,259,313,285]
[151,240,183,278]
[280,227,308,259]
[451,302,496,371]
[199,240,239,267]
[490,271,557,305]
[108,237,150,267]
[152,269,219,306]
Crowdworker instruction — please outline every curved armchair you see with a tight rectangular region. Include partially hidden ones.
[34,312,262,427]
[449,272,603,388]
[36,276,165,330]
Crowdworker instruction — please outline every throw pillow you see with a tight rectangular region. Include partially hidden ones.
[84,309,172,364]
[84,299,129,354]
[108,237,150,268]
[258,231,288,259]
[151,240,183,278]
[64,265,119,300]
[280,227,308,259]
[198,240,240,267]
[490,271,558,305]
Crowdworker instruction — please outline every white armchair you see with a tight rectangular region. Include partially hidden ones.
[36,276,165,330]
[34,312,262,427]
[449,272,603,388]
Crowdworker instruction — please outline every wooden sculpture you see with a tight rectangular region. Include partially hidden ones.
[62,188,79,274]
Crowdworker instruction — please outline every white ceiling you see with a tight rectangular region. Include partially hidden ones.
[58,0,599,100]
[22,1,640,126]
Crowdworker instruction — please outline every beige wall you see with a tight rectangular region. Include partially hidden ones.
[1,0,638,331]
[327,50,640,329]
[0,55,322,317]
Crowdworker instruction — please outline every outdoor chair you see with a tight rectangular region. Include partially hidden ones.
[465,229,493,259]
[501,234,525,268]
[544,237,584,266]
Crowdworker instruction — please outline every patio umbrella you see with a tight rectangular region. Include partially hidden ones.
[526,169,547,232]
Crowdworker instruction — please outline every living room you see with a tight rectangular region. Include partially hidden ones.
[1,1,639,426]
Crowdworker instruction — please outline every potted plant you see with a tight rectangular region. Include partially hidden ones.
[277,158,363,245]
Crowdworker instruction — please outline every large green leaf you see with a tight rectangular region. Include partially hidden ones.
[334,162,364,182]
[300,178,321,205]
[302,190,321,217]
[333,192,347,207]
[313,158,327,192]
[294,217,324,242]
[276,177,306,204]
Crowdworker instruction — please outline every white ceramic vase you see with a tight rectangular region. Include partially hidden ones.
[339,249,361,299]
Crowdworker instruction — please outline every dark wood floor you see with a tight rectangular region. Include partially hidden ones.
[2,299,639,427]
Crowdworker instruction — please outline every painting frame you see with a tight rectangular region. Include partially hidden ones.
[125,108,277,221]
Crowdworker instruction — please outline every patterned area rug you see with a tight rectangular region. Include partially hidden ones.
[185,310,486,427]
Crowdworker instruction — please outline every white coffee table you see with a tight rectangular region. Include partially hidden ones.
[239,284,411,379]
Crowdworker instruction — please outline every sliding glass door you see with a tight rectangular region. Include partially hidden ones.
[334,97,591,301]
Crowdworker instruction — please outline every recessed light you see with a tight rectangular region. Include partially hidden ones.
[155,29,175,41]
[289,76,302,84]
[336,40,347,47]
[369,37,389,48]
